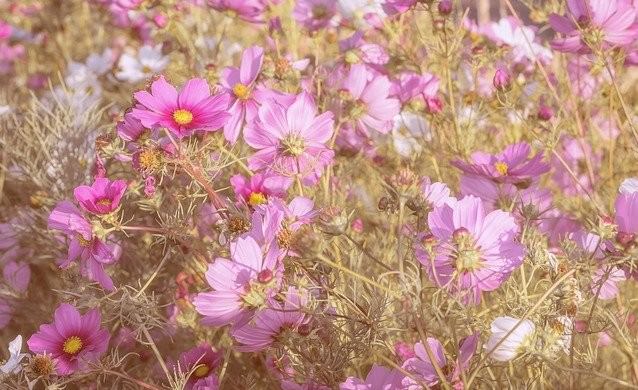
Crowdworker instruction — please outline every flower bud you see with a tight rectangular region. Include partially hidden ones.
[537,104,554,121]
[438,0,452,15]
[493,68,511,91]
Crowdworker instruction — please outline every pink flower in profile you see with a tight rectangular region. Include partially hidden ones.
[117,112,158,147]
[549,0,638,54]
[232,287,308,352]
[591,266,626,299]
[48,201,121,291]
[417,196,525,304]
[73,178,127,215]
[193,236,282,327]
[244,92,334,185]
[27,303,110,375]
[452,142,550,186]
[174,344,222,388]
[391,71,440,105]
[293,0,337,31]
[341,64,400,135]
[207,0,268,23]
[401,333,478,389]
[132,76,230,138]
[230,173,289,207]
[340,364,405,389]
[339,31,389,66]
[382,0,417,16]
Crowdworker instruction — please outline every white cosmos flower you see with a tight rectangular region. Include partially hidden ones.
[116,45,169,83]
[0,335,27,374]
[485,316,535,362]
[619,178,638,194]
[391,111,431,158]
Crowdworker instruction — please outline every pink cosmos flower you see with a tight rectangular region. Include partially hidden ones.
[551,137,600,196]
[382,0,417,16]
[420,177,455,210]
[614,191,638,278]
[391,71,440,105]
[549,0,638,54]
[485,17,552,63]
[244,92,334,185]
[339,31,389,66]
[207,0,268,23]
[73,178,127,215]
[293,0,337,31]
[27,303,110,375]
[193,236,282,327]
[174,344,222,388]
[193,375,220,390]
[591,266,626,299]
[401,334,479,389]
[232,287,308,352]
[452,142,550,186]
[340,64,400,135]
[132,76,230,138]
[3,260,30,293]
[339,364,405,389]
[417,195,525,304]
[48,201,121,291]
[230,173,290,207]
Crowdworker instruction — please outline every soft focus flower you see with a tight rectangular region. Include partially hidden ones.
[0,335,27,374]
[340,64,400,135]
[493,67,511,91]
[116,44,169,83]
[339,31,389,66]
[452,142,550,185]
[293,0,337,31]
[48,201,121,291]
[244,91,335,185]
[73,178,127,215]
[208,0,268,23]
[193,236,282,327]
[619,178,638,194]
[174,344,222,388]
[132,76,230,138]
[27,303,110,375]
[339,364,404,389]
[232,287,308,351]
[417,195,525,304]
[549,0,638,54]
[487,17,552,63]
[485,316,535,361]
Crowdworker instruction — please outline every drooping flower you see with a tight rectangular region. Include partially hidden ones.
[230,173,290,207]
[116,44,169,83]
[293,0,337,31]
[0,335,27,374]
[132,76,230,138]
[193,236,282,327]
[73,178,127,215]
[174,344,222,389]
[417,195,525,304]
[48,201,121,291]
[27,303,110,375]
[244,91,334,185]
[485,316,535,362]
[452,142,550,186]
[339,364,405,389]
[340,64,400,135]
[549,0,638,54]
[232,287,308,352]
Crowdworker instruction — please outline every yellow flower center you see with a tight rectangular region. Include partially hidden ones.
[138,148,163,171]
[452,230,482,273]
[248,192,267,206]
[193,363,210,378]
[96,198,112,207]
[233,83,250,100]
[172,109,194,125]
[494,161,509,176]
[281,135,305,157]
[77,234,92,247]
[62,336,83,355]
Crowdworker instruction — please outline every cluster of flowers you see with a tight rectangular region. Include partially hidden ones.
[1,0,638,388]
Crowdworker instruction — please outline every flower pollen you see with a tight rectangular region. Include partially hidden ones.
[248,192,267,206]
[62,336,83,355]
[494,161,509,176]
[172,109,194,125]
[233,83,250,100]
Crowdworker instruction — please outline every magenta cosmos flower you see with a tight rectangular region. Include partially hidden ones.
[48,201,121,291]
[341,64,400,135]
[244,91,335,185]
[27,303,110,375]
[174,344,222,389]
[452,142,550,186]
[417,195,525,304]
[340,364,405,389]
[230,173,289,207]
[549,0,638,54]
[131,76,230,138]
[193,236,282,327]
[293,0,337,31]
[73,178,127,215]
[232,287,308,352]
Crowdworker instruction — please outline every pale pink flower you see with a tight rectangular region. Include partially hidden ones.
[244,92,334,185]
[293,0,337,31]
[340,364,405,389]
